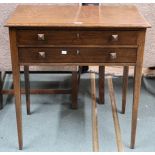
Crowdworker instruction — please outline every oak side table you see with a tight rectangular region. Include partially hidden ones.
[5,5,150,150]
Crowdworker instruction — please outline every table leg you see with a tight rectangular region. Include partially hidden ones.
[13,64,23,150]
[99,66,105,104]
[130,30,146,149]
[130,65,142,149]
[9,28,23,150]
[71,71,78,109]
[24,66,30,115]
[122,66,129,114]
[77,66,82,92]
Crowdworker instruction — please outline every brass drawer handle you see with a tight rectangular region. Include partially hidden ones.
[38,52,46,58]
[37,34,45,40]
[61,50,68,55]
[77,33,80,39]
[110,52,117,59]
[111,34,119,41]
[77,50,80,55]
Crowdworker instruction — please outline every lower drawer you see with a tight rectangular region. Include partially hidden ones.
[18,47,137,63]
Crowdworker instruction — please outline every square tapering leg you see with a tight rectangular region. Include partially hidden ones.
[99,66,105,104]
[24,66,30,115]
[9,28,23,150]
[122,66,129,114]
[71,71,78,109]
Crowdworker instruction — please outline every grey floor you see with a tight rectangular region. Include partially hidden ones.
[0,73,155,152]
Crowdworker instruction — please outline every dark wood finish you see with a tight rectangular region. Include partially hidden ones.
[108,77,124,152]
[6,5,150,150]
[90,72,99,152]
[18,45,138,48]
[20,62,136,66]
[122,66,129,114]
[9,28,23,150]
[77,66,82,91]
[24,66,30,115]
[19,47,137,63]
[71,71,78,109]
[17,29,139,46]
[2,89,71,94]
[99,66,105,104]
[0,72,3,110]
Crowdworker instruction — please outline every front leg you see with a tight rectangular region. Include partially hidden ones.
[9,28,23,150]
[130,30,146,149]
[130,65,142,149]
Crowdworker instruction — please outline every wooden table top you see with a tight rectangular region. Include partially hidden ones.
[5,5,151,28]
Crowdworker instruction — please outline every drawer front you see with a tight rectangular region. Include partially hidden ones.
[17,30,138,45]
[17,30,78,45]
[19,47,137,63]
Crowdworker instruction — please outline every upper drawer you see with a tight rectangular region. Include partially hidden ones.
[17,30,138,46]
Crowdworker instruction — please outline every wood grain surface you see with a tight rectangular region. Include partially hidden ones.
[18,47,137,63]
[5,5,151,28]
